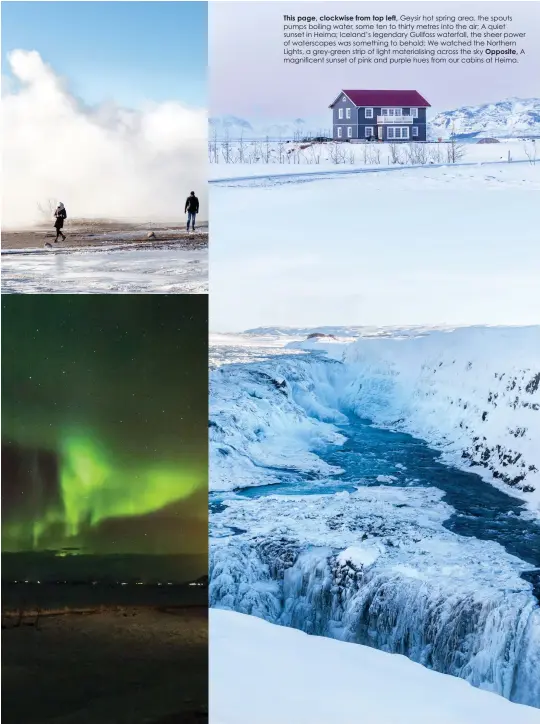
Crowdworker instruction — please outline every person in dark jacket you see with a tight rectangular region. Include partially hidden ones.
[185,191,199,232]
[54,202,67,242]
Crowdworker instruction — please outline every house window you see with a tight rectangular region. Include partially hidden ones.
[346,108,351,119]
[337,127,342,138]
[347,127,352,138]
[365,127,374,138]
[365,108,373,119]
[387,126,409,140]
[412,126,419,137]
[338,108,344,119]
[410,108,418,118]
[382,108,403,117]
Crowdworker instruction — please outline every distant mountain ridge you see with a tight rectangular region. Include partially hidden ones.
[429,98,540,139]
[210,98,540,140]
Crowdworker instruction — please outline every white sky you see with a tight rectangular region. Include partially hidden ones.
[210,1,540,122]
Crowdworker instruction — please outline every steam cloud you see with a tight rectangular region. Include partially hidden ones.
[2,50,207,228]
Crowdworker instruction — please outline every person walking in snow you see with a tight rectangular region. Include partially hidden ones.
[185,191,199,232]
[54,202,67,242]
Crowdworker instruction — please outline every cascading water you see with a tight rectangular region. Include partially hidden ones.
[210,338,540,707]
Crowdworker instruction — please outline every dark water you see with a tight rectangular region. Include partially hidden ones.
[237,415,540,571]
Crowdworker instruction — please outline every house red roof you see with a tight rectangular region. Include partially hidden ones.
[332,90,431,107]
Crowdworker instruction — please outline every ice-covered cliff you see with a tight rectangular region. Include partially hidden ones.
[288,326,540,511]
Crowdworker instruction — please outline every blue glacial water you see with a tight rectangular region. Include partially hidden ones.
[237,415,540,575]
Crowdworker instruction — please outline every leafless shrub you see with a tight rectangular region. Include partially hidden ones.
[306,146,321,164]
[523,140,537,165]
[328,143,347,164]
[236,132,247,164]
[446,123,466,163]
[405,143,428,165]
[277,138,286,164]
[36,198,56,221]
[221,130,232,163]
[388,143,404,164]
[428,143,443,164]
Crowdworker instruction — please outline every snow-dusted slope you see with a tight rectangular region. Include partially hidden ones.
[211,609,540,724]
[430,98,540,139]
[289,327,540,510]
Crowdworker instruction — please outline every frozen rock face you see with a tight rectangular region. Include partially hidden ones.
[210,488,540,706]
[429,98,540,139]
[337,328,540,510]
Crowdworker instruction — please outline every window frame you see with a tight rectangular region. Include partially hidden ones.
[365,108,374,119]
[365,126,374,138]
[388,126,410,140]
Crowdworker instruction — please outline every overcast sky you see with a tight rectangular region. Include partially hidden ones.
[210,185,539,332]
[210,1,540,122]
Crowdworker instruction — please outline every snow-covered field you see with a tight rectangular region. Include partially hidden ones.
[209,328,540,708]
[1,246,208,294]
[211,609,540,724]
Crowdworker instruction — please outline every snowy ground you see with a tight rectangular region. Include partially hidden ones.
[211,609,540,724]
[2,246,208,294]
[211,160,540,190]
[210,164,539,330]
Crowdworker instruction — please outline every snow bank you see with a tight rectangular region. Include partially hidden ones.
[290,327,540,511]
[211,609,540,724]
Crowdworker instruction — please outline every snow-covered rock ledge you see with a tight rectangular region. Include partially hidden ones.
[287,326,540,512]
[211,609,540,724]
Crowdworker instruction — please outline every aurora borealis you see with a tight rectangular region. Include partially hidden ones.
[2,296,208,576]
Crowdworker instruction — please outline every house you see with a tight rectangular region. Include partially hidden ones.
[329,90,431,142]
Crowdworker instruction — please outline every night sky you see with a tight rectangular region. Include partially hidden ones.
[2,296,208,569]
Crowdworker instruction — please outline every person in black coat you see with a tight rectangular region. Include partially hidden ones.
[54,202,67,242]
[185,191,199,232]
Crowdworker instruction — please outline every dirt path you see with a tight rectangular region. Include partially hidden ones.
[1,220,209,251]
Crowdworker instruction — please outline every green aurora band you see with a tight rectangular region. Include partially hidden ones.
[60,434,202,536]
[2,432,205,552]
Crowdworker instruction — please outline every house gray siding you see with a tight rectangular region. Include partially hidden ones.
[332,93,359,140]
[331,98,428,142]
